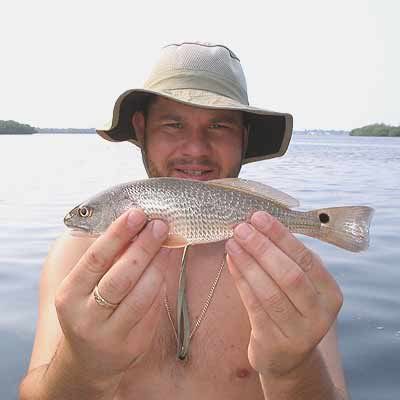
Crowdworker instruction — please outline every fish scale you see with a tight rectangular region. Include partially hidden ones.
[64,177,374,252]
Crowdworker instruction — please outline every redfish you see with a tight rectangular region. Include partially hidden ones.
[64,177,374,252]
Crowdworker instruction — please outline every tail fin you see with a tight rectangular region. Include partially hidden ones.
[305,206,374,252]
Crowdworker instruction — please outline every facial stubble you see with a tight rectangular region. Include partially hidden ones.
[141,127,245,178]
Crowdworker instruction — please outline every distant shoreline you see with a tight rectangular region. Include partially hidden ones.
[350,123,400,137]
[35,128,96,134]
[1,120,399,137]
[0,120,97,135]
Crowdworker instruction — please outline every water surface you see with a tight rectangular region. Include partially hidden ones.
[0,134,399,399]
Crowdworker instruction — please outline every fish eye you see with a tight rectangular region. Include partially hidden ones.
[78,206,92,218]
[319,213,330,224]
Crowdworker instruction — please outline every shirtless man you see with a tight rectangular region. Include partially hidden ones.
[19,42,349,399]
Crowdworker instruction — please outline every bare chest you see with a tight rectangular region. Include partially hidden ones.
[115,252,264,399]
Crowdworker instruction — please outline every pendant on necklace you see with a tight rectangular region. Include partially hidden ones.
[178,350,187,361]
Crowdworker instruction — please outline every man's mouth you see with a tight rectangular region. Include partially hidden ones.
[173,167,215,180]
[178,169,209,176]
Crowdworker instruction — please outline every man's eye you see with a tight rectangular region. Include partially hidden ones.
[210,123,228,129]
[166,122,182,129]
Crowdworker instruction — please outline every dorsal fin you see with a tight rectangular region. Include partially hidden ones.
[207,178,300,208]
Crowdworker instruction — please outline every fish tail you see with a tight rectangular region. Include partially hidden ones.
[304,206,374,252]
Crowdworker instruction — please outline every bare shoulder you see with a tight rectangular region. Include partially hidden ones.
[28,231,96,371]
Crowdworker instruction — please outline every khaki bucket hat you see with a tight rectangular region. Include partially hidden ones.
[97,42,293,164]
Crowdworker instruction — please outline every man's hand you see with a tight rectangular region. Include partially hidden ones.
[54,208,169,390]
[225,211,343,380]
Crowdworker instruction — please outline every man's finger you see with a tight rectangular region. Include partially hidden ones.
[251,212,338,291]
[231,221,320,320]
[251,212,315,270]
[225,254,284,339]
[250,211,343,315]
[64,208,147,296]
[225,238,306,338]
[95,220,169,309]
[109,252,167,334]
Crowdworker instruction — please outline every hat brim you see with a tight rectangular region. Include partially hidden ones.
[96,88,293,164]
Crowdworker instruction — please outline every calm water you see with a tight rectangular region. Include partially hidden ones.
[0,134,399,399]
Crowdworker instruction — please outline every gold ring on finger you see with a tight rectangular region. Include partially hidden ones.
[93,285,120,309]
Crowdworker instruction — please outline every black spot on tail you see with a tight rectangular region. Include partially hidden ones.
[319,213,330,224]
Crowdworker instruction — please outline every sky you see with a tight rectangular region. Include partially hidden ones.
[0,0,398,131]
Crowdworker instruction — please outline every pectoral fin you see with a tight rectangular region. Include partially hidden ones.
[163,234,188,248]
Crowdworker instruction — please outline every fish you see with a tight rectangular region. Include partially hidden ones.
[64,177,374,252]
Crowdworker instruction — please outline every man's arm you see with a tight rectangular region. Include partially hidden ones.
[27,233,95,372]
[225,211,349,400]
[19,231,113,399]
[19,209,169,400]
[318,321,349,398]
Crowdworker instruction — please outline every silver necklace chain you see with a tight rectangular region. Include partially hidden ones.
[164,252,226,344]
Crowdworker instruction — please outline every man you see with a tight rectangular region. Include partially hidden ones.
[20,42,348,399]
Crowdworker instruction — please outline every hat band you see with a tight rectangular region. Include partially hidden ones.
[144,71,249,105]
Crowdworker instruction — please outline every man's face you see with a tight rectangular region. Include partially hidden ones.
[133,97,247,180]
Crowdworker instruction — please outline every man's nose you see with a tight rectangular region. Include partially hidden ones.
[180,127,212,156]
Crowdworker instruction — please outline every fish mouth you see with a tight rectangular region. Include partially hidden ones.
[64,215,93,236]
[64,206,80,226]
[64,213,73,226]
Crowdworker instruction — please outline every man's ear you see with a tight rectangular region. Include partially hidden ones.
[132,112,145,146]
